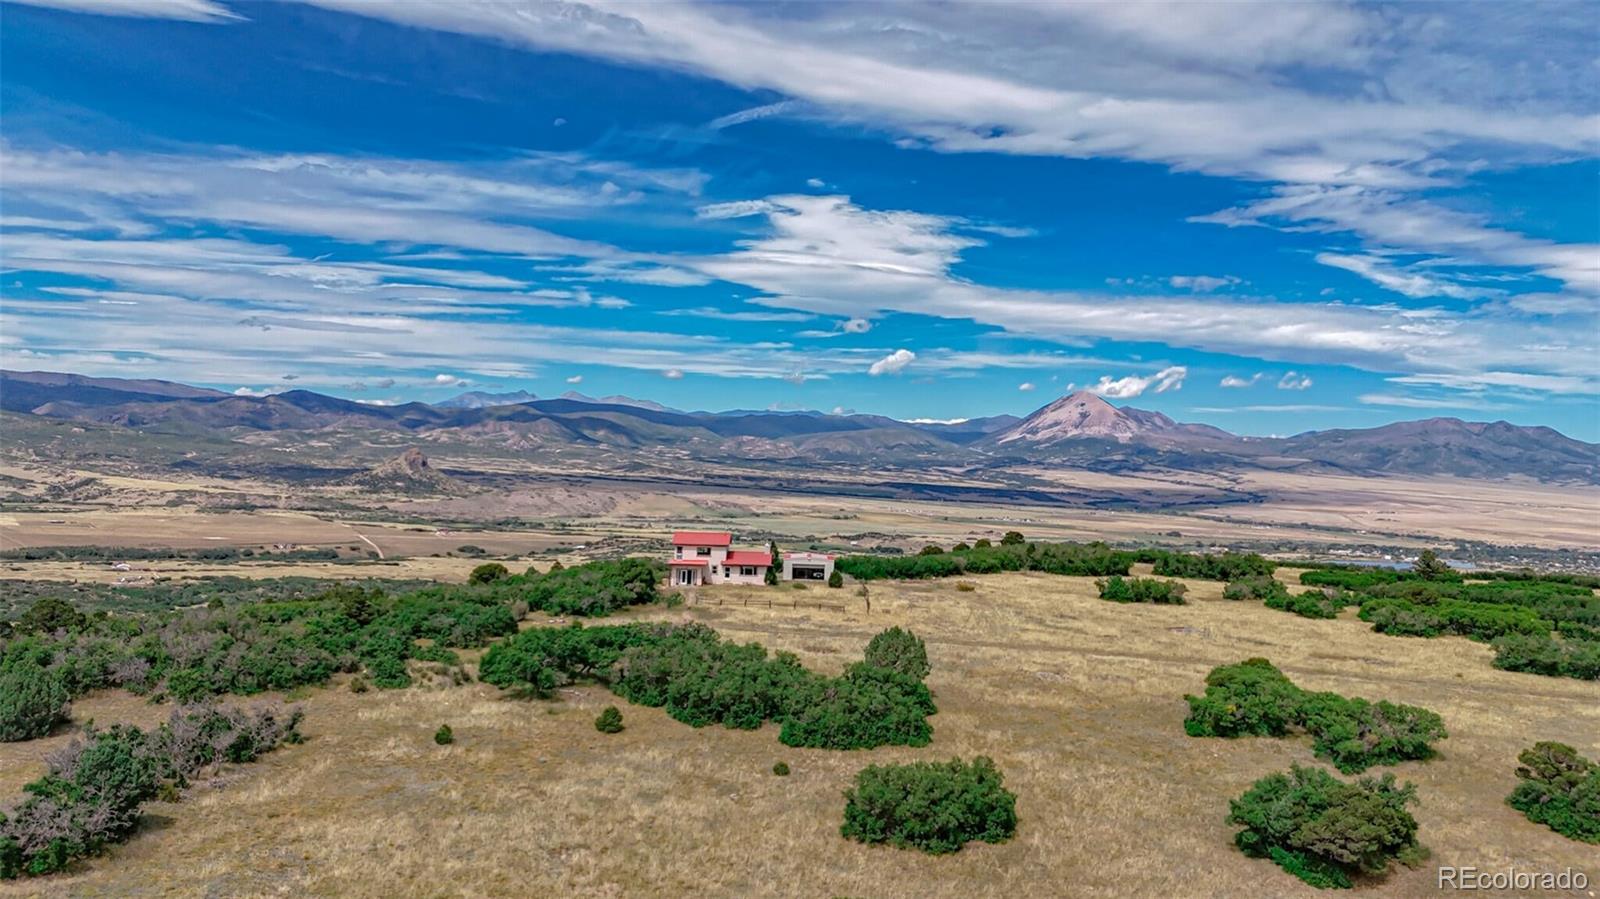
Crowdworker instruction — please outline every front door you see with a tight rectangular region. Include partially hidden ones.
[676,568,696,586]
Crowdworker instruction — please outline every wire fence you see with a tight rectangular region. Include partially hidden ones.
[689,593,858,613]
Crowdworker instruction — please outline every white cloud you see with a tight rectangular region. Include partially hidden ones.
[662,368,684,379]
[233,386,286,397]
[1278,371,1314,390]
[868,348,916,376]
[842,317,872,333]
[1018,381,1036,392]
[565,375,584,384]
[1090,365,1187,398]
[434,373,472,387]
[1220,373,1263,388]
[806,178,826,189]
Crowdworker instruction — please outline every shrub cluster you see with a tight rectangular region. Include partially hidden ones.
[1297,570,1600,681]
[1184,659,1446,773]
[0,579,525,724]
[480,623,937,750]
[1229,765,1423,889]
[840,757,1017,854]
[0,703,300,879]
[1266,589,1346,620]
[1223,576,1289,602]
[1505,742,1600,844]
[835,540,1131,581]
[1360,598,1550,641]
[1491,633,1600,680]
[1096,576,1187,604]
[1148,550,1274,581]
[0,662,70,742]
[500,558,664,616]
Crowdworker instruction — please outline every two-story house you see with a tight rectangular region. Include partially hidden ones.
[668,531,771,586]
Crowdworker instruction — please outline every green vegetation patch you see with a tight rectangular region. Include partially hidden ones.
[840,757,1017,854]
[1184,659,1446,773]
[480,623,937,750]
[1096,576,1187,604]
[1229,765,1424,890]
[0,703,301,879]
[1506,742,1600,843]
[1298,569,1600,681]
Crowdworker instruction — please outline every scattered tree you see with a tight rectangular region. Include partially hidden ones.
[0,664,70,742]
[433,724,454,745]
[864,627,930,679]
[1413,549,1453,581]
[595,706,624,733]
[468,562,509,585]
[827,570,844,589]
[772,761,790,776]
[1000,531,1025,546]
[16,597,86,635]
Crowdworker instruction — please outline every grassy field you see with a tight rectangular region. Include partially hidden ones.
[1,571,1594,898]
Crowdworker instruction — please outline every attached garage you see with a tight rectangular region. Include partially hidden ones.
[782,551,835,582]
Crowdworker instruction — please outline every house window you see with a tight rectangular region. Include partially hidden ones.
[674,547,683,559]
[696,546,711,556]
[741,566,756,577]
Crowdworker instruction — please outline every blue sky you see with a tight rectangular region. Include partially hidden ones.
[1,1,1596,439]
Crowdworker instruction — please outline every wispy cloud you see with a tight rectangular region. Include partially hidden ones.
[11,0,239,21]
[1278,371,1314,390]
[1170,274,1241,292]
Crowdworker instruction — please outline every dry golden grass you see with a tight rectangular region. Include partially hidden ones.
[2,573,1596,898]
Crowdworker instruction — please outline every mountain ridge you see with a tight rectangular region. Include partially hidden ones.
[2,370,1593,483]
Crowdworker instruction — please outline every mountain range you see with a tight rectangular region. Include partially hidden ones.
[2,369,1594,483]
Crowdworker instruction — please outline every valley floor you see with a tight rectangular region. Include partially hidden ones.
[1,573,1594,898]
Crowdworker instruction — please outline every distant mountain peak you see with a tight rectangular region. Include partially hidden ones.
[557,391,677,413]
[995,390,1141,444]
[435,390,536,409]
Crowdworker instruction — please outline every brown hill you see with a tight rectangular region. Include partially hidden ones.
[341,448,460,494]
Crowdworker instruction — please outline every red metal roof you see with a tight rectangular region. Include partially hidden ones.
[668,559,709,566]
[672,531,732,546]
[724,550,772,567]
